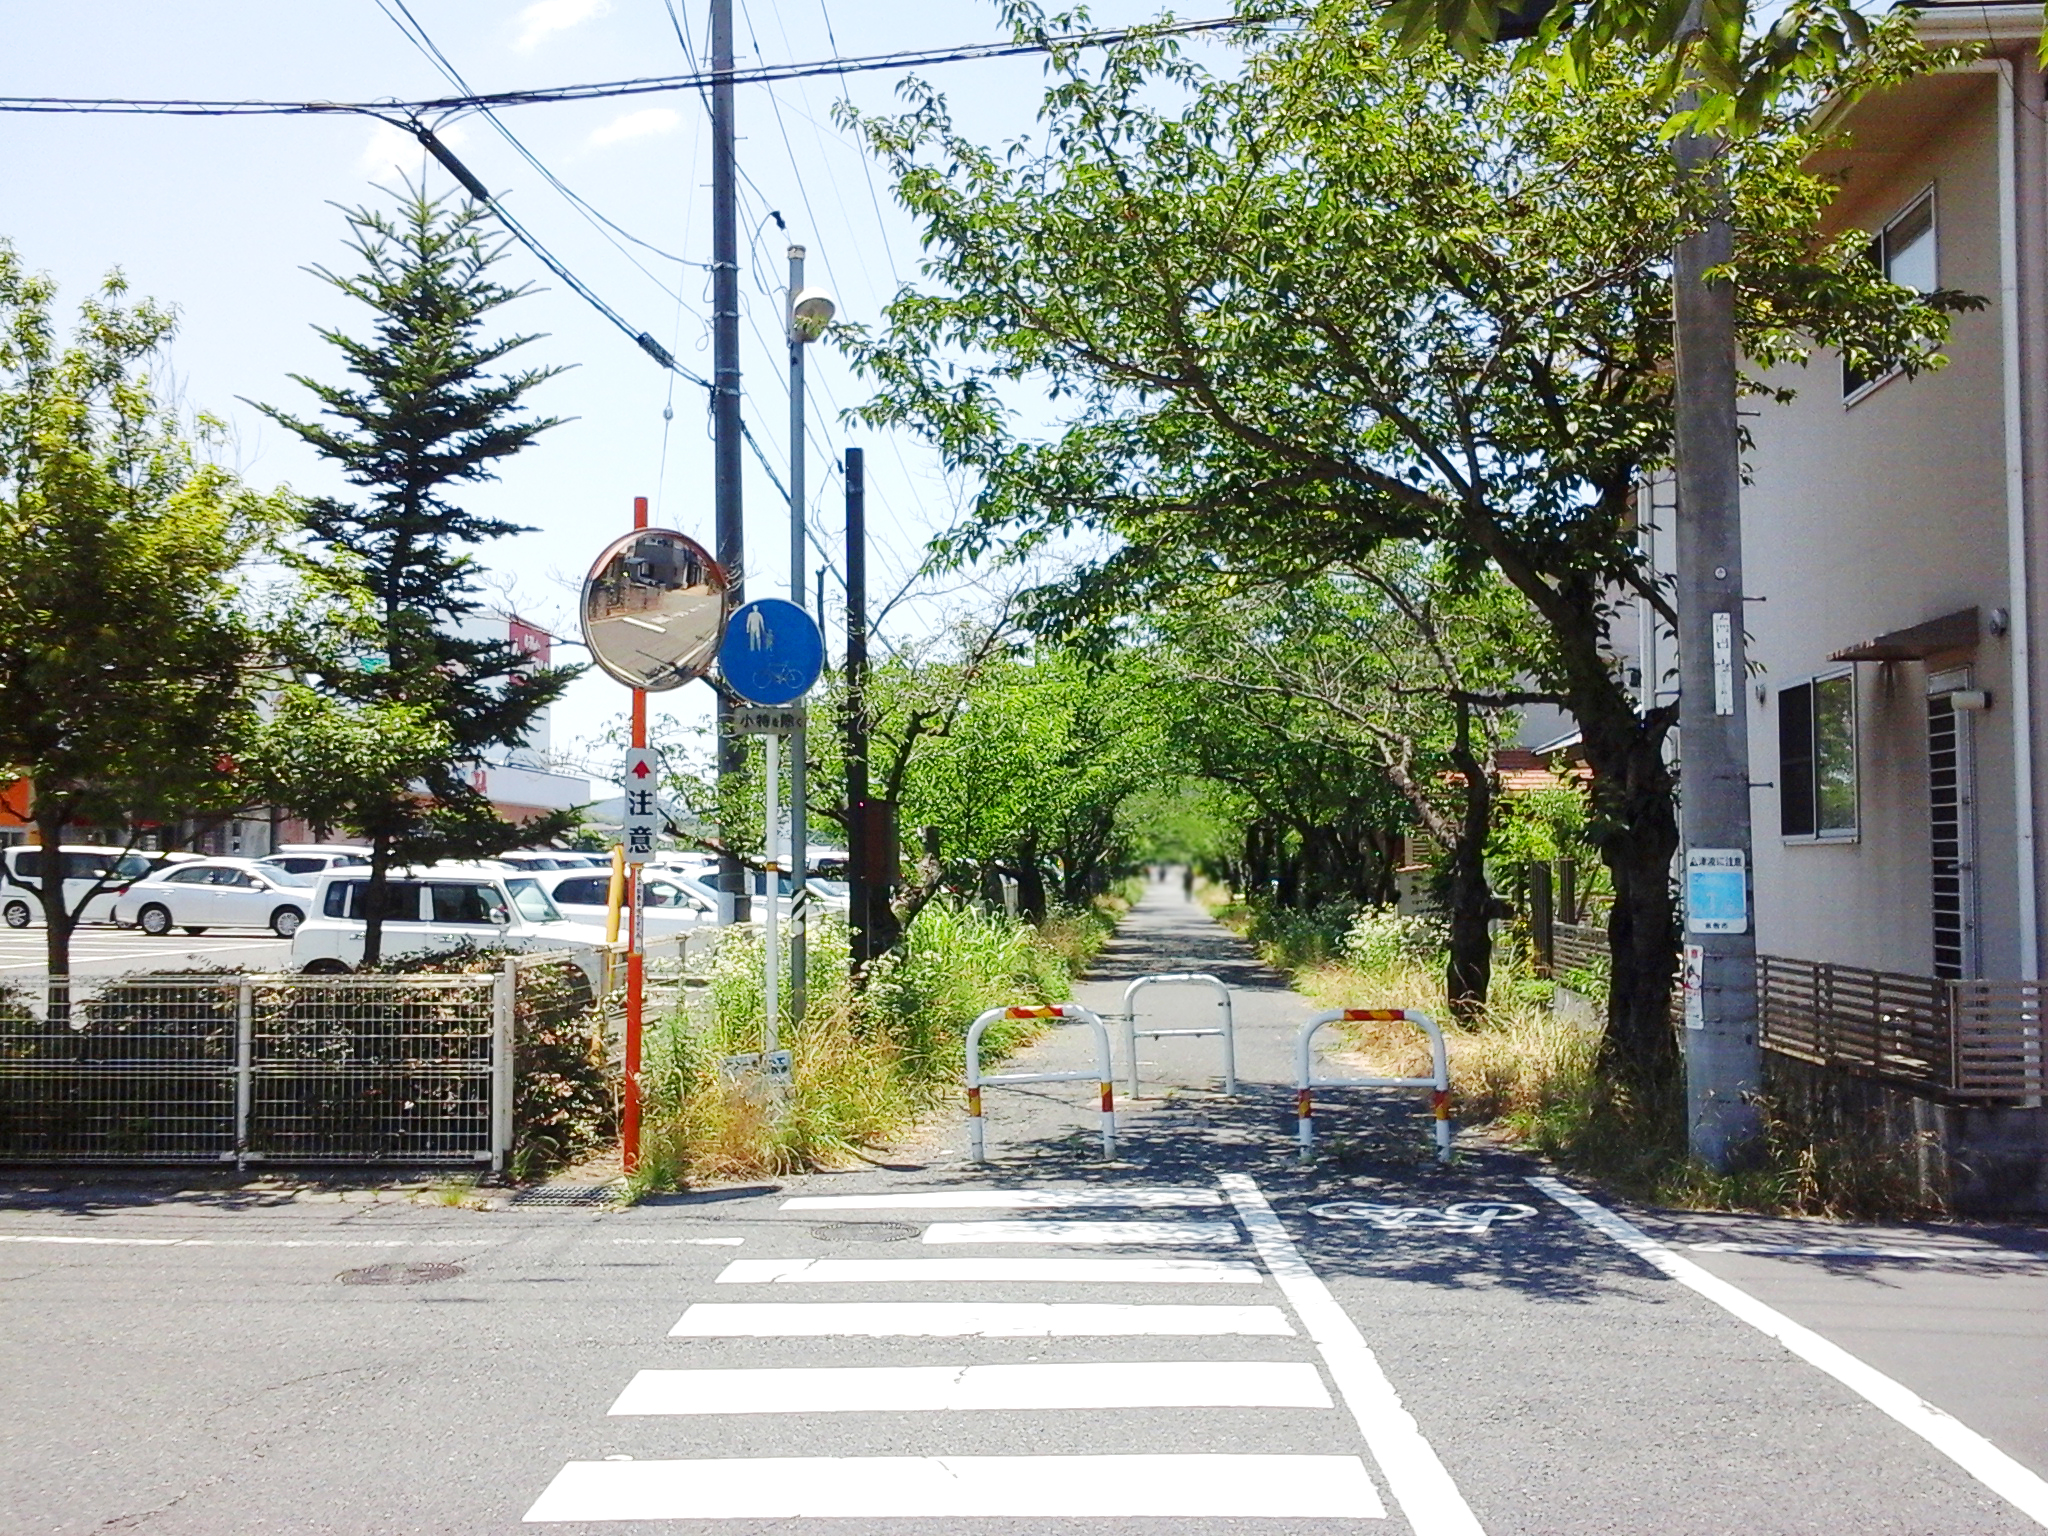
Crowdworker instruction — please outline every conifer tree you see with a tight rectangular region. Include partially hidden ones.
[259,188,577,963]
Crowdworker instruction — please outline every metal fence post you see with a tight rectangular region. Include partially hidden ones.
[492,960,517,1174]
[234,980,254,1172]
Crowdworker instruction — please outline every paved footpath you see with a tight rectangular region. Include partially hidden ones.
[4,879,2046,1534]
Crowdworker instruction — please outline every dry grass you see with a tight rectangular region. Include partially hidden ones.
[623,902,1090,1198]
[1291,946,1941,1219]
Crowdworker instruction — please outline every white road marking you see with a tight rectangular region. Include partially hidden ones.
[782,1187,1222,1210]
[669,1301,1294,1337]
[1689,1240,2047,1263]
[1533,1175,2048,1530]
[524,1453,1384,1521]
[609,1360,1332,1415]
[716,1256,1264,1284]
[1221,1172,1486,1536]
[610,1237,746,1246]
[922,1218,1240,1245]
[0,1235,495,1248]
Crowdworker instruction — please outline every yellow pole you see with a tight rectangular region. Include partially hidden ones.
[606,843,626,944]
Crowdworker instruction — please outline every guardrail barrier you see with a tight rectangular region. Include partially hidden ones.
[1294,1007,1452,1163]
[1111,973,1236,1099]
[964,1003,1116,1162]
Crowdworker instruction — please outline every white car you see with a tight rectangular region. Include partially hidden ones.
[114,857,319,937]
[259,844,370,877]
[532,867,722,936]
[1,844,196,930]
[290,864,610,990]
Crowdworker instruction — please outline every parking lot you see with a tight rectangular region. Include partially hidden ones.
[0,925,293,979]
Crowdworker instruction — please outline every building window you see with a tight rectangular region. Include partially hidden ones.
[1844,189,1936,400]
[1780,672,1858,839]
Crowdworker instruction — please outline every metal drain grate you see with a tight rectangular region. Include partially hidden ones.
[338,1262,465,1286]
[809,1221,921,1243]
[511,1183,623,1208]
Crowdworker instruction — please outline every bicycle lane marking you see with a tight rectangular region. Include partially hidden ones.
[1220,1172,1488,1536]
[1530,1175,2048,1531]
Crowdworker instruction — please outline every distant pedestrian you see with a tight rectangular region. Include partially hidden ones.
[1181,866,1194,900]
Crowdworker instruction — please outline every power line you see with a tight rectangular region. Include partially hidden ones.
[0,15,1264,116]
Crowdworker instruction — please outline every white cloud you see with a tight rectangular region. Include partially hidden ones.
[356,121,467,177]
[514,0,610,53]
[588,107,680,147]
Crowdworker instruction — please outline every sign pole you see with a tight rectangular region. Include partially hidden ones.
[624,494,649,1175]
[764,730,780,1061]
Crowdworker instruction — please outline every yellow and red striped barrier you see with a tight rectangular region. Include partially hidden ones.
[1294,1008,1453,1164]
[964,1002,1116,1162]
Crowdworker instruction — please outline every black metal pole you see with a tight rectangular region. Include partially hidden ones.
[843,447,869,969]
[711,0,748,925]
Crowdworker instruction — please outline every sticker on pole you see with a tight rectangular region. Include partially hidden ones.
[1685,848,1748,934]
[719,599,824,706]
[622,748,660,865]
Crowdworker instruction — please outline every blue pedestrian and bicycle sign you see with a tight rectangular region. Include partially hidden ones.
[719,598,825,706]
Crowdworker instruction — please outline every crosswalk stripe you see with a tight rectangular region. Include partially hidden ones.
[669,1302,1295,1337]
[782,1188,1222,1210]
[608,1360,1333,1414]
[716,1256,1264,1284]
[1223,1174,1487,1536]
[523,1454,1386,1522]
[922,1218,1241,1245]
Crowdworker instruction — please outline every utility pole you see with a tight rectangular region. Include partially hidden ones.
[843,446,869,969]
[1672,105,1762,1167]
[787,243,810,1021]
[711,0,747,925]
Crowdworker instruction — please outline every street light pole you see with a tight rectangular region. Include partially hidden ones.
[787,244,809,1023]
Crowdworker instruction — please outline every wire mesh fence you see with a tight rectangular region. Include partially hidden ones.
[0,969,507,1166]
[0,934,719,1168]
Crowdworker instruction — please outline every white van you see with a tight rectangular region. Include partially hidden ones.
[290,865,611,991]
[0,845,191,930]
[258,844,371,877]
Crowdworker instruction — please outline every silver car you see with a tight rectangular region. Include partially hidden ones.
[114,857,318,937]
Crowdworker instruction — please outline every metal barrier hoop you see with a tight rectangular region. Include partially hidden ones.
[1295,1007,1452,1164]
[965,1002,1116,1162]
[1113,973,1236,1098]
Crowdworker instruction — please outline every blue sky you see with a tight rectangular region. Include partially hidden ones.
[0,0,1163,790]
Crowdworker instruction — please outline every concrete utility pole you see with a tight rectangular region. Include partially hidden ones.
[711,0,747,925]
[1672,112,1763,1167]
[787,243,809,1020]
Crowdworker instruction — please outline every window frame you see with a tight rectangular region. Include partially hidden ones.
[1844,184,1937,406]
[1779,667,1861,843]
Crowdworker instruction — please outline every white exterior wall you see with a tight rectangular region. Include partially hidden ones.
[1738,75,2022,975]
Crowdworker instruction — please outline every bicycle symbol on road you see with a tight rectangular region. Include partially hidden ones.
[1309,1200,1538,1235]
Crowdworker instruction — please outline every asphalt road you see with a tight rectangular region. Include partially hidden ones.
[2,880,2044,1534]
[0,925,294,979]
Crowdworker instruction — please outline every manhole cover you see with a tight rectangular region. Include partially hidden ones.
[809,1222,920,1243]
[338,1262,465,1286]
[511,1184,622,1208]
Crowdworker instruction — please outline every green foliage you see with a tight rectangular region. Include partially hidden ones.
[0,241,287,983]
[847,9,1963,1087]
[1342,909,1450,973]
[629,903,1084,1191]
[256,187,580,958]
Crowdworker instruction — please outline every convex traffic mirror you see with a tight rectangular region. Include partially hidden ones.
[579,529,731,691]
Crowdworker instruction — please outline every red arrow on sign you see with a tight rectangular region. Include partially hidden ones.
[631,759,653,779]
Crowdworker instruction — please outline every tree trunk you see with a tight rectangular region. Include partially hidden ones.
[1013,835,1048,924]
[33,803,76,1025]
[1441,704,1498,1021]
[1568,666,1682,1097]
[362,833,392,967]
